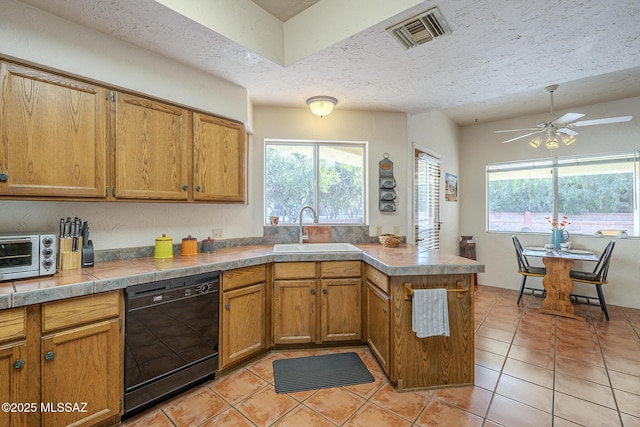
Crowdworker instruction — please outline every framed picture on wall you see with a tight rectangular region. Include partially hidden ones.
[445,173,458,202]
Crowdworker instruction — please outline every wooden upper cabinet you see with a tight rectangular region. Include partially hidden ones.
[193,112,246,202]
[0,61,107,198]
[0,60,245,203]
[114,92,190,200]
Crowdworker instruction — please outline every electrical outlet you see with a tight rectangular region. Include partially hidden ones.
[212,228,224,239]
[375,226,382,235]
[393,226,400,235]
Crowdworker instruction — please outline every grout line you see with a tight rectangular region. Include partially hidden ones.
[551,314,557,427]
[591,309,625,427]
[479,289,520,424]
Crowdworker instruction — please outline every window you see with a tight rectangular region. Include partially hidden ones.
[265,141,366,225]
[487,151,640,236]
[414,149,441,250]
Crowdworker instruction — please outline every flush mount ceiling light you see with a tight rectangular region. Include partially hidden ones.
[306,96,337,117]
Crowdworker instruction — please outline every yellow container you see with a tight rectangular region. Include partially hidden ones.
[154,234,174,259]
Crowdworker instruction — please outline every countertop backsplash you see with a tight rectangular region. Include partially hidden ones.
[95,226,386,263]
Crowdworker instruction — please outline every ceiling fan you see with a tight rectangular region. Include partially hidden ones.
[495,84,632,149]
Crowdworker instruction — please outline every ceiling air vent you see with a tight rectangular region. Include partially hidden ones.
[387,7,451,50]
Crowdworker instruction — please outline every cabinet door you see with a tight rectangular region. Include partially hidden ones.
[320,278,361,342]
[0,61,107,198]
[221,283,266,368]
[273,280,316,344]
[366,281,390,374]
[41,318,121,427]
[115,92,189,200]
[193,113,246,202]
[0,343,28,427]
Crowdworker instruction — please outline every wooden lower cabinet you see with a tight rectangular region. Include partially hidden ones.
[272,261,362,345]
[273,279,316,344]
[41,318,121,427]
[365,281,390,374]
[390,274,474,391]
[221,278,267,368]
[0,307,29,427]
[221,265,267,369]
[0,343,28,427]
[321,278,361,342]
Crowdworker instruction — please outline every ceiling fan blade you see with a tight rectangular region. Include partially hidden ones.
[557,128,578,136]
[501,129,545,144]
[494,127,541,133]
[571,116,632,127]
[553,112,585,125]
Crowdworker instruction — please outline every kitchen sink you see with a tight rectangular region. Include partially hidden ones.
[272,243,362,253]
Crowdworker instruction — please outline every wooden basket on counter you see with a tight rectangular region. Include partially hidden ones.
[378,234,401,248]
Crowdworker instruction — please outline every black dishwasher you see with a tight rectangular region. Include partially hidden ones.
[124,272,219,417]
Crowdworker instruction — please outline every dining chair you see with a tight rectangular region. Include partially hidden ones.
[512,235,547,304]
[569,240,615,321]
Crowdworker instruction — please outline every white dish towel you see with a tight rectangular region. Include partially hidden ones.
[411,288,450,338]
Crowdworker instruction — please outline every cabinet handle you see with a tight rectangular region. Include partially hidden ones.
[195,185,201,192]
[182,184,188,191]
[322,288,327,294]
[13,359,25,369]
[44,351,55,361]
[225,303,230,309]
[310,289,316,295]
[383,308,387,314]
[0,173,8,182]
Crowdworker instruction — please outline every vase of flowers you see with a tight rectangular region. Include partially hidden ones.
[547,216,570,248]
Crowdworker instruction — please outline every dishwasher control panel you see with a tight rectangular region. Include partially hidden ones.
[126,271,220,310]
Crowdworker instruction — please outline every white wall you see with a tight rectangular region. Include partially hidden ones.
[252,106,409,238]
[459,96,640,309]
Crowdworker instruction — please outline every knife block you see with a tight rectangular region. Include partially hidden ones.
[58,237,82,270]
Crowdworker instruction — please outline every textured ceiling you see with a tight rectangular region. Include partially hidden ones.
[17,0,640,126]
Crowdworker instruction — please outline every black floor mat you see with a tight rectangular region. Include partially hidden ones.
[272,352,374,394]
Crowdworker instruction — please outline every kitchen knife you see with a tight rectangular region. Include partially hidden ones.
[59,218,65,238]
[81,222,89,248]
[72,218,80,251]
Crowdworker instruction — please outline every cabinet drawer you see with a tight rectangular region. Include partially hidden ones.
[223,264,266,291]
[42,291,120,333]
[0,307,26,343]
[274,262,316,279]
[321,261,361,278]
[365,265,389,294]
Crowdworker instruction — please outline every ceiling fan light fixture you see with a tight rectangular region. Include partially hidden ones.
[546,137,559,150]
[495,83,632,149]
[306,96,338,117]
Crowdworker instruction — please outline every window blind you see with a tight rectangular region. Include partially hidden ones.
[415,150,441,250]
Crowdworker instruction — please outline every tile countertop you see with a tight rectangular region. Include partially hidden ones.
[1,244,484,309]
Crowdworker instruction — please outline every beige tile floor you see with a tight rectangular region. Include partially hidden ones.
[122,285,640,426]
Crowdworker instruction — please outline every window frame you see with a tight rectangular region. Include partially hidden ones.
[264,139,368,226]
[486,150,640,236]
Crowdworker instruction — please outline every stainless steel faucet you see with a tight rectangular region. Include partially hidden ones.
[298,205,319,244]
